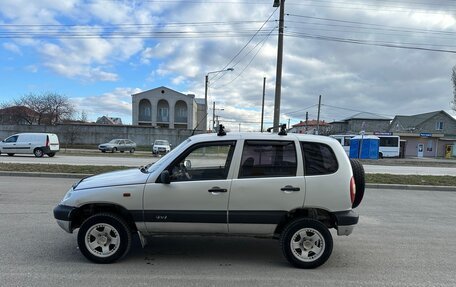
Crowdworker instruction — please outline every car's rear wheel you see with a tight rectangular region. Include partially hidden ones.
[77,213,131,264]
[33,148,44,157]
[48,153,56,157]
[281,218,333,269]
[349,158,365,208]
[129,148,135,153]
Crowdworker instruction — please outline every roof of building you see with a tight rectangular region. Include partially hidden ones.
[292,120,329,127]
[391,110,456,130]
[343,112,392,121]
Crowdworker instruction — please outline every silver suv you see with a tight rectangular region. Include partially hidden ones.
[54,127,365,268]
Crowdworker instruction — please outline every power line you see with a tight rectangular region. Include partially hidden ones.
[209,7,278,84]
[286,31,456,54]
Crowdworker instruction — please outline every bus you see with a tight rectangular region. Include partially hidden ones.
[330,134,400,158]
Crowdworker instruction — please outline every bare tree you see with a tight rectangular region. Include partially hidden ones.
[9,92,75,125]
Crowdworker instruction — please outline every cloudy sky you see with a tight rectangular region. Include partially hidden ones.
[1,0,455,131]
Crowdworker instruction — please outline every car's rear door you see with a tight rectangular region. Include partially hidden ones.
[143,140,237,234]
[228,139,306,235]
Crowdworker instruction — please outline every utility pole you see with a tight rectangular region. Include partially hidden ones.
[204,75,209,132]
[273,0,285,132]
[316,95,322,135]
[261,77,266,132]
[212,101,216,132]
[287,118,290,129]
[305,111,308,133]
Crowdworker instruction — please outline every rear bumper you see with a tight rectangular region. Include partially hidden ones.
[333,210,359,236]
[53,204,78,233]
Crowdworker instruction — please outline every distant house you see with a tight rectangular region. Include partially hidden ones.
[329,112,392,134]
[96,116,123,125]
[0,106,39,125]
[131,86,206,130]
[388,110,456,158]
[289,120,330,134]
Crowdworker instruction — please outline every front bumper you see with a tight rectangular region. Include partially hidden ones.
[333,210,359,236]
[53,205,78,233]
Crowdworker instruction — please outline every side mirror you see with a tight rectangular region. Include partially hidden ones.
[160,170,171,184]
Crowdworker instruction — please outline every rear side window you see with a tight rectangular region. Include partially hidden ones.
[301,142,338,176]
[239,140,297,178]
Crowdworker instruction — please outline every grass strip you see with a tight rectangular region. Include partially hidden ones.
[1,163,455,186]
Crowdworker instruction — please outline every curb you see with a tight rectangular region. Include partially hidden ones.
[365,183,455,192]
[1,171,455,192]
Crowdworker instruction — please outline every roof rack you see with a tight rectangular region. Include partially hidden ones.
[266,124,287,136]
[217,124,226,136]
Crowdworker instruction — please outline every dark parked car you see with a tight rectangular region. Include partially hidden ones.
[98,139,136,153]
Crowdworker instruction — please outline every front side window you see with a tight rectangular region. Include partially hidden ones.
[239,140,297,178]
[4,135,18,143]
[301,142,338,176]
[167,141,236,182]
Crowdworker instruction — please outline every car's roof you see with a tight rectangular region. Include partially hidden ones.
[189,132,339,145]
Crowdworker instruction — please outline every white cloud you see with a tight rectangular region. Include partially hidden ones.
[3,42,21,54]
[71,87,143,124]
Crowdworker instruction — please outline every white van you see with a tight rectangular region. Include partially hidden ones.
[0,133,60,157]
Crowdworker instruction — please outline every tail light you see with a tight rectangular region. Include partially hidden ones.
[350,176,356,204]
[46,135,50,147]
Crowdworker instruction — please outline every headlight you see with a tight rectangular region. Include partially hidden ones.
[61,189,73,203]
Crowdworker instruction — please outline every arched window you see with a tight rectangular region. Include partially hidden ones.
[174,101,188,123]
[139,99,151,121]
[157,99,169,123]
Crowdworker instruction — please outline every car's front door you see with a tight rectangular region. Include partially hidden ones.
[143,140,236,234]
[229,140,306,235]
[1,135,19,154]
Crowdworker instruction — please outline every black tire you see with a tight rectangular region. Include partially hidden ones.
[112,147,117,153]
[33,148,44,158]
[48,153,56,157]
[77,213,132,264]
[379,152,383,159]
[350,158,365,208]
[101,150,106,153]
[120,150,124,153]
[281,218,333,269]
[7,153,14,156]
[129,148,135,153]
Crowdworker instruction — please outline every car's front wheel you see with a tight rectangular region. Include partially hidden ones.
[281,218,333,269]
[77,213,132,264]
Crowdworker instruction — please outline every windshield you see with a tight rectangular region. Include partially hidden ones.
[147,138,191,173]
[109,139,120,144]
[155,140,169,145]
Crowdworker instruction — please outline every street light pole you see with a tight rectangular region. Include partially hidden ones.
[273,0,285,132]
[204,68,234,132]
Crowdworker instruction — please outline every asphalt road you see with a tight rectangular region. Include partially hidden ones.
[0,176,455,286]
[1,154,456,175]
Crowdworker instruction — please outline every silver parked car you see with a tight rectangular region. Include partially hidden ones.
[98,139,136,153]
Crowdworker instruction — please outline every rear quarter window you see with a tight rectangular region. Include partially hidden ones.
[301,142,338,176]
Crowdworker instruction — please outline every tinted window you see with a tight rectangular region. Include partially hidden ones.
[167,141,235,182]
[239,141,297,178]
[379,137,398,147]
[301,142,338,176]
[4,135,18,143]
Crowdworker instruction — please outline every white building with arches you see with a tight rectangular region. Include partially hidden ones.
[132,87,206,130]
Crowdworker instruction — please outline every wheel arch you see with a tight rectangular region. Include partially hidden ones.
[71,203,138,233]
[274,208,336,237]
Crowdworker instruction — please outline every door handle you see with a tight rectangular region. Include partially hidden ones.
[281,185,300,192]
[208,187,227,193]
